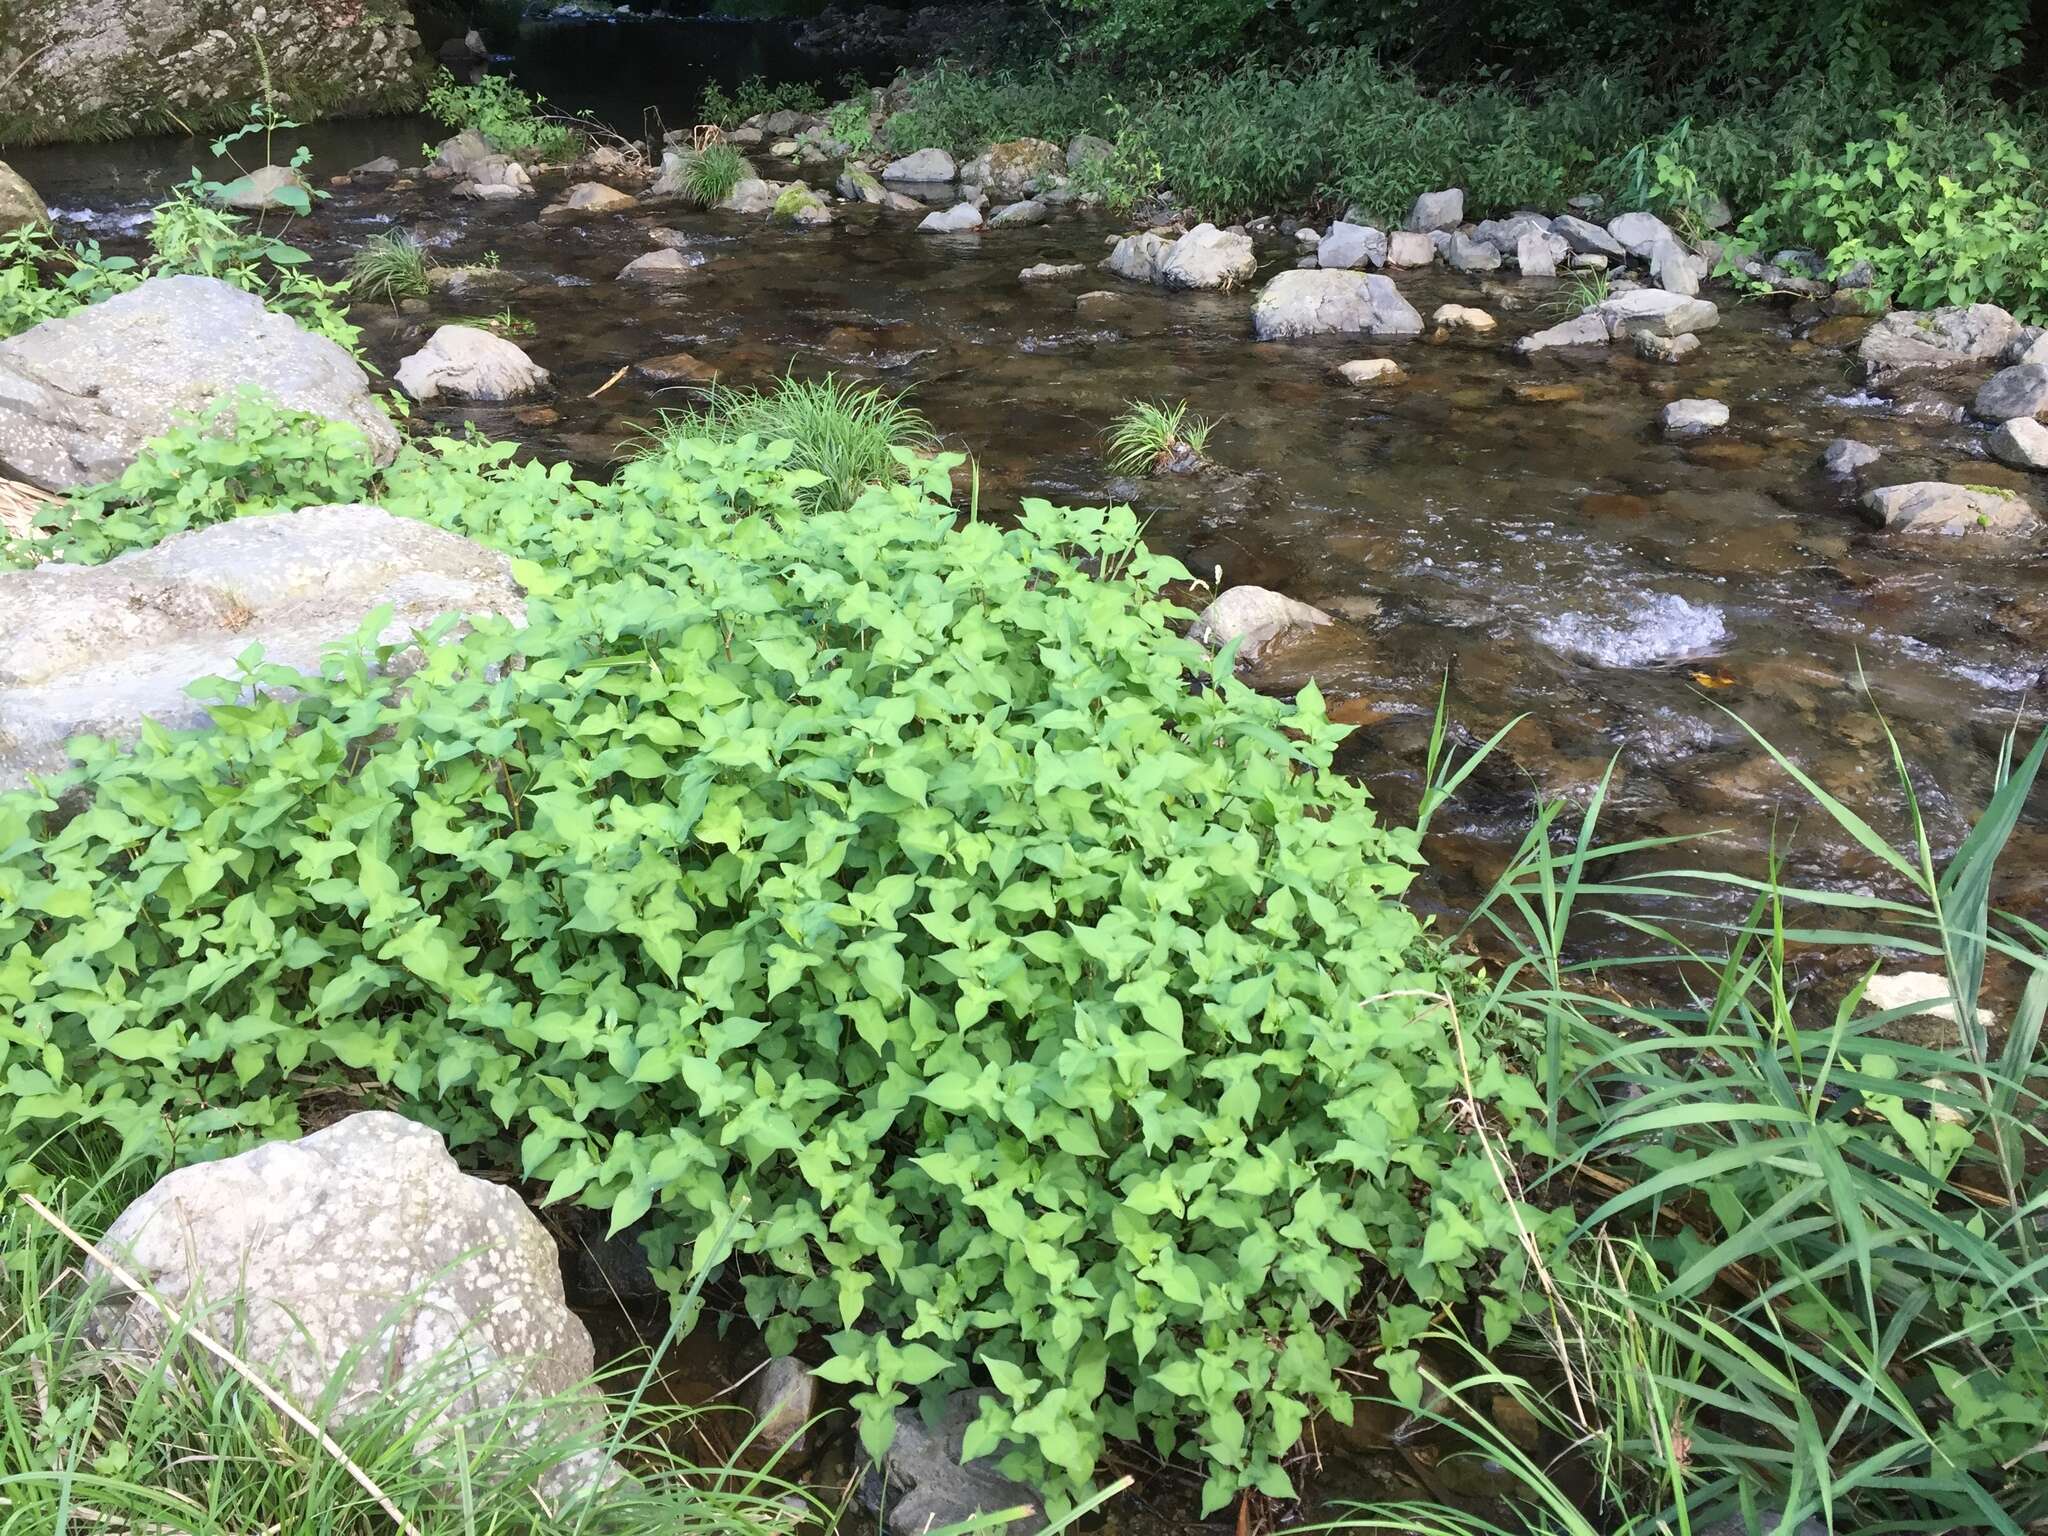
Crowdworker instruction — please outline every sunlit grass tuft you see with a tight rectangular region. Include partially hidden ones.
[347,230,433,306]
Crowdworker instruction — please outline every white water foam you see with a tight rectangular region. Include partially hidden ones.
[1536,592,1729,668]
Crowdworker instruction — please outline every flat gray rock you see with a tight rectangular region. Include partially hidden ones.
[1317,221,1387,271]
[1596,288,1720,339]
[1514,312,1610,353]
[1861,481,2040,536]
[1251,269,1423,340]
[883,147,956,182]
[1822,438,1881,477]
[1859,305,2020,381]
[917,202,983,232]
[0,275,398,492]
[91,1113,611,1504]
[0,504,524,788]
[1661,398,1728,435]
[1552,214,1622,258]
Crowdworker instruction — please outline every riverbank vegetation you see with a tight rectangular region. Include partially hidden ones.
[3,358,2044,1530]
[863,0,2045,319]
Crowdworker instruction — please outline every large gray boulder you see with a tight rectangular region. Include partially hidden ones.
[1859,305,2021,381]
[1991,419,2048,471]
[1407,188,1463,232]
[1159,223,1255,291]
[0,276,398,493]
[0,505,524,788]
[1595,288,1720,340]
[89,1113,610,1503]
[1103,231,1174,284]
[882,147,956,182]
[1250,269,1423,341]
[0,160,51,233]
[1317,221,1387,271]
[1606,210,1680,259]
[918,202,983,232]
[396,325,549,403]
[1861,482,2039,536]
[1552,214,1623,259]
[969,138,1062,199]
[540,181,638,222]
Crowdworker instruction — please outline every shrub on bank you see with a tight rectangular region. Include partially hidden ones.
[0,417,1555,1515]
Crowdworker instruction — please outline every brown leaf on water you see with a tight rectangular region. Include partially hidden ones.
[1690,668,1738,689]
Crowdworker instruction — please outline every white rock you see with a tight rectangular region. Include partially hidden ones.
[90,1114,610,1504]
[1606,210,1680,259]
[1317,221,1387,271]
[1189,585,1334,662]
[882,147,956,182]
[1822,439,1881,476]
[1159,223,1255,290]
[1334,358,1402,386]
[1250,269,1424,341]
[396,325,549,403]
[1660,398,1728,435]
[1515,231,1557,279]
[917,202,983,232]
[1432,304,1495,332]
[1384,230,1434,267]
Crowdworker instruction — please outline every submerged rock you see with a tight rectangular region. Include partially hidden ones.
[1514,313,1609,353]
[89,1114,609,1505]
[1335,358,1402,386]
[1188,585,1335,662]
[0,507,522,787]
[396,325,549,403]
[1861,481,2040,536]
[1822,439,1881,477]
[0,275,397,492]
[1634,331,1699,363]
[618,249,695,282]
[1019,261,1086,283]
[989,198,1049,227]
[1250,269,1423,340]
[1859,305,2020,381]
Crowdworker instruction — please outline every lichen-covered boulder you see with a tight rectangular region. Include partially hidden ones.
[0,504,523,788]
[396,325,549,403]
[1861,481,2040,536]
[0,275,398,492]
[1250,269,1423,341]
[969,138,1062,200]
[88,1113,610,1502]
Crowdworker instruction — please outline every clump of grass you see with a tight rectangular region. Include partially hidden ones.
[680,143,747,208]
[1557,266,1612,313]
[644,373,938,511]
[483,305,534,339]
[1105,399,1216,475]
[347,230,432,305]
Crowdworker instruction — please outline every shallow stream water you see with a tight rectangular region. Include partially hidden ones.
[13,39,2048,1524]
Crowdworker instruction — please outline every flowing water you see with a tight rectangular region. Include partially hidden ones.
[12,30,2048,1523]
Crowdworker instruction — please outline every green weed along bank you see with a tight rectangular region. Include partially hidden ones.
[0,420,1555,1516]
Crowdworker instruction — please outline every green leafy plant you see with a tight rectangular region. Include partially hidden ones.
[697,77,826,129]
[643,373,938,512]
[1105,399,1215,475]
[483,305,535,339]
[826,95,876,153]
[425,69,581,160]
[348,230,434,306]
[9,389,384,569]
[0,224,142,340]
[0,414,1550,1520]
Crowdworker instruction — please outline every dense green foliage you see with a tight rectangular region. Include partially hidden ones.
[0,1161,821,1536]
[0,408,1549,1515]
[425,69,581,160]
[696,77,826,129]
[1047,0,2035,90]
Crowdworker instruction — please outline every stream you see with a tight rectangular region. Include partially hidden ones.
[11,24,2048,1525]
